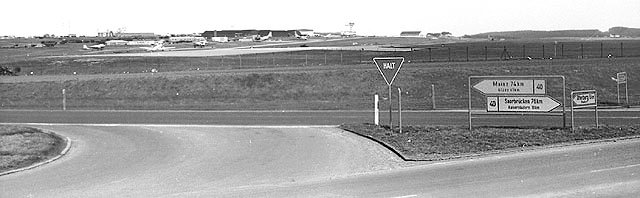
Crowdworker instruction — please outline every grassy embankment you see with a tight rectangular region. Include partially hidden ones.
[0,126,67,173]
[340,123,640,161]
[1,57,638,110]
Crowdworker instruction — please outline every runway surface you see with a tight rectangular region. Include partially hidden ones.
[1,110,639,197]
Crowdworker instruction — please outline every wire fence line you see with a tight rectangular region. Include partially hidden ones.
[199,41,640,67]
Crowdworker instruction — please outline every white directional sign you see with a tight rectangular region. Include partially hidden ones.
[373,57,404,86]
[473,79,545,95]
[487,96,561,112]
[617,72,627,84]
[572,91,597,108]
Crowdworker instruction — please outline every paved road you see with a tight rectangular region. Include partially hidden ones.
[234,139,640,197]
[0,125,405,197]
[2,109,639,127]
[1,110,639,197]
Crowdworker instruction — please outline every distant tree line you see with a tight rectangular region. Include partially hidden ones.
[463,26,640,39]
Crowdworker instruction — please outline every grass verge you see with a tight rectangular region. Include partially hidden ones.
[0,125,67,173]
[340,123,640,161]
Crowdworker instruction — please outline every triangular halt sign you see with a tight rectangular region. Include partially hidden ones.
[373,57,405,86]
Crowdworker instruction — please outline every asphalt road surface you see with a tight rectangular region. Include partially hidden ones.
[0,125,405,197]
[1,109,639,126]
[1,109,639,197]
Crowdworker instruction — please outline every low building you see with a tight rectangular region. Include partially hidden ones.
[400,31,422,37]
[271,30,304,38]
[126,40,160,45]
[105,40,128,45]
[169,37,206,43]
[210,37,229,42]
[202,30,302,40]
[115,33,157,39]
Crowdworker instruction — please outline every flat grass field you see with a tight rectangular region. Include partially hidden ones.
[0,37,638,110]
[0,126,66,173]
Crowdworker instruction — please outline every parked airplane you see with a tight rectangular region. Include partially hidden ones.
[140,44,175,52]
[83,44,105,50]
[254,32,272,42]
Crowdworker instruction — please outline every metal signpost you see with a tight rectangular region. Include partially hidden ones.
[571,90,598,130]
[468,75,566,130]
[373,57,405,128]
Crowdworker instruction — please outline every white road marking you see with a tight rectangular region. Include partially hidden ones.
[591,163,640,173]
[391,195,418,198]
[0,122,338,128]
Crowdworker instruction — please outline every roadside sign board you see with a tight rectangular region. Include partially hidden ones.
[473,79,545,95]
[486,96,560,112]
[570,90,599,130]
[572,90,597,108]
[373,57,404,86]
[617,72,627,84]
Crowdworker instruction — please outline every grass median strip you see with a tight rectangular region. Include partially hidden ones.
[0,125,67,173]
[340,123,640,161]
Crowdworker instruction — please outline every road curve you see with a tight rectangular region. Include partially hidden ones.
[227,138,640,197]
[0,125,405,197]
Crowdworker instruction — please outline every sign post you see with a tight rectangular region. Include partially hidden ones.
[398,88,402,133]
[374,94,379,125]
[374,57,405,128]
[571,90,598,130]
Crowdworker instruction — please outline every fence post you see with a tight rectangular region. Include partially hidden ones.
[554,42,557,58]
[448,47,451,62]
[431,84,436,109]
[429,48,433,62]
[62,89,66,111]
[542,44,545,59]
[484,46,487,61]
[340,51,343,64]
[620,42,624,57]
[466,46,469,61]
[324,51,327,65]
[581,44,584,59]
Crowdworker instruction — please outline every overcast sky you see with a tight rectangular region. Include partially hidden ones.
[2,0,638,37]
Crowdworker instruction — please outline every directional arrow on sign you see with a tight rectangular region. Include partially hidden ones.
[373,57,404,86]
[473,79,545,95]
[487,96,561,112]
